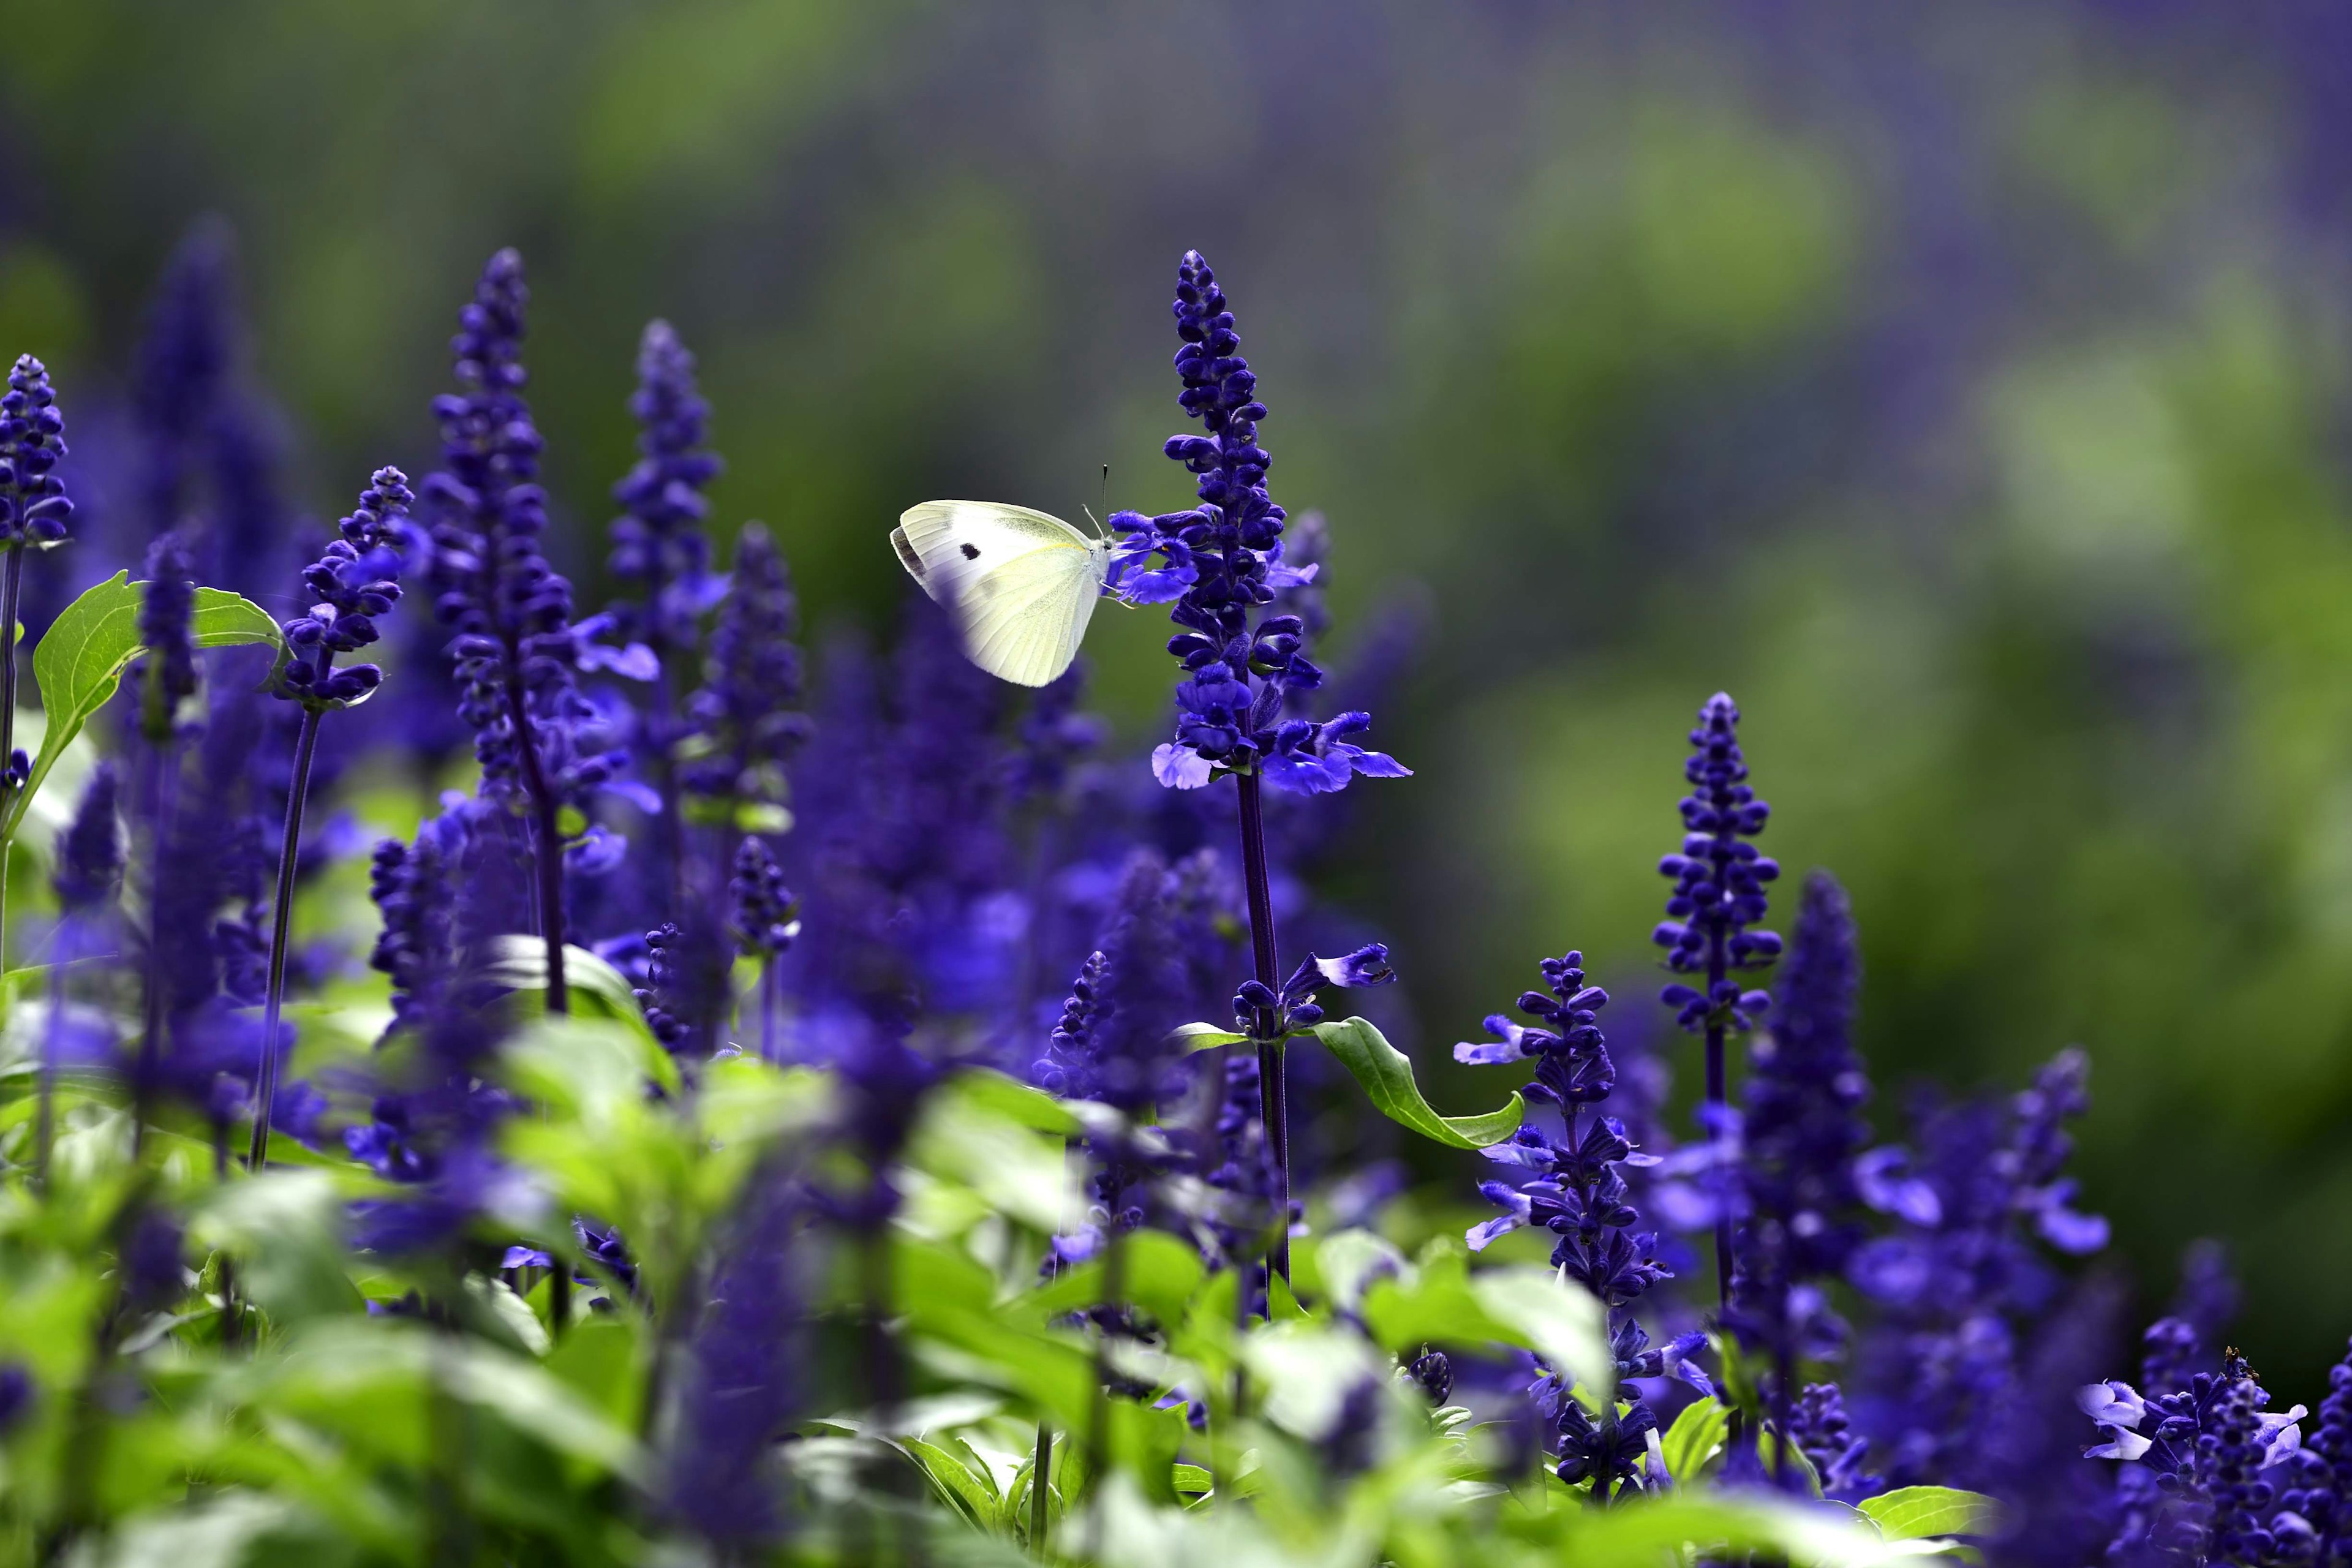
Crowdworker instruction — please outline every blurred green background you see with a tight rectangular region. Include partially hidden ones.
[6,2,2351,1373]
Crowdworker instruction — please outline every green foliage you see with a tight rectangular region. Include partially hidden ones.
[1308,1016,1524,1149]
[4,572,282,842]
[1860,1485,2005,1542]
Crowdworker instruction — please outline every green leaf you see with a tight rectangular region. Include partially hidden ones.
[6,573,284,840]
[1661,1396,1731,1486]
[1308,1016,1525,1148]
[1170,1022,1250,1053]
[896,1436,1000,1532]
[1860,1485,2004,1541]
[1469,1266,1612,1396]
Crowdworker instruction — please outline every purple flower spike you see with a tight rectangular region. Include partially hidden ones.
[1112,252,1402,794]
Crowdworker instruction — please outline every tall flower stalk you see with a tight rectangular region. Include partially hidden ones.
[0,355,75,968]
[607,320,722,911]
[424,250,616,1017]
[130,533,197,1148]
[1106,251,1404,1282]
[1731,870,1871,1485]
[1653,692,1780,1308]
[247,468,409,1169]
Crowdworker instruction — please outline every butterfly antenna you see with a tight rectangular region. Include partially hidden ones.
[1082,464,1113,540]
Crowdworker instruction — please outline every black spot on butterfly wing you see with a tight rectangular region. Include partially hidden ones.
[960,542,981,560]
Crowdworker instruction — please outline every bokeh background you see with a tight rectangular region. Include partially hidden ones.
[4,2,2350,1373]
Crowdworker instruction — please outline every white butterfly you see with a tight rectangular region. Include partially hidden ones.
[891,499,1113,687]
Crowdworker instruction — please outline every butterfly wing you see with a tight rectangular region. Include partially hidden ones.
[892,500,1107,686]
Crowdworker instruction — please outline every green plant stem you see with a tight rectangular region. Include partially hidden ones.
[1234,769,1289,1289]
[0,543,24,974]
[34,954,61,1190]
[246,704,321,1172]
[132,744,173,1158]
[1029,1421,1053,1555]
[1706,952,1731,1316]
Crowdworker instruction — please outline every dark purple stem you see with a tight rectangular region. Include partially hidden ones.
[247,701,322,1171]
[1235,769,1288,1286]
[503,666,568,1015]
[1706,935,1731,1314]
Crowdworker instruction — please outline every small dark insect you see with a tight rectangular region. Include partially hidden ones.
[960,543,981,560]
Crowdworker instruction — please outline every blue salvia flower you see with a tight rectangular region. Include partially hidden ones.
[1033,949,1107,1099]
[1005,665,1106,806]
[635,916,731,1058]
[1655,692,1781,1035]
[2086,1339,2312,1566]
[787,605,1016,1038]
[1848,1049,2109,1490]
[129,223,288,592]
[1789,1382,1882,1502]
[422,249,619,810]
[0,355,75,551]
[679,521,808,820]
[1229,941,1395,1042]
[53,764,121,916]
[2271,1339,2352,1562]
[728,837,798,961]
[368,816,464,1040]
[1035,856,1193,1270]
[276,467,410,709]
[136,532,198,744]
[608,319,723,669]
[0,353,71,821]
[1731,870,1874,1483]
[665,1169,804,1547]
[1106,251,1404,794]
[346,807,523,1248]
[422,250,624,1016]
[1459,952,1693,1498]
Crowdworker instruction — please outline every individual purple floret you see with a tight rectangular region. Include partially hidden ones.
[1732,870,1873,1484]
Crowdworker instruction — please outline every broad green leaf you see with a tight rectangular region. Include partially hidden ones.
[1027,1231,1207,1330]
[948,1066,1083,1136]
[1661,1396,1731,1485]
[1469,1266,1612,1397]
[1309,1016,1523,1148]
[7,573,284,840]
[1170,1022,1249,1053]
[909,1078,1078,1234]
[1860,1486,2003,1541]
[190,1169,368,1326]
